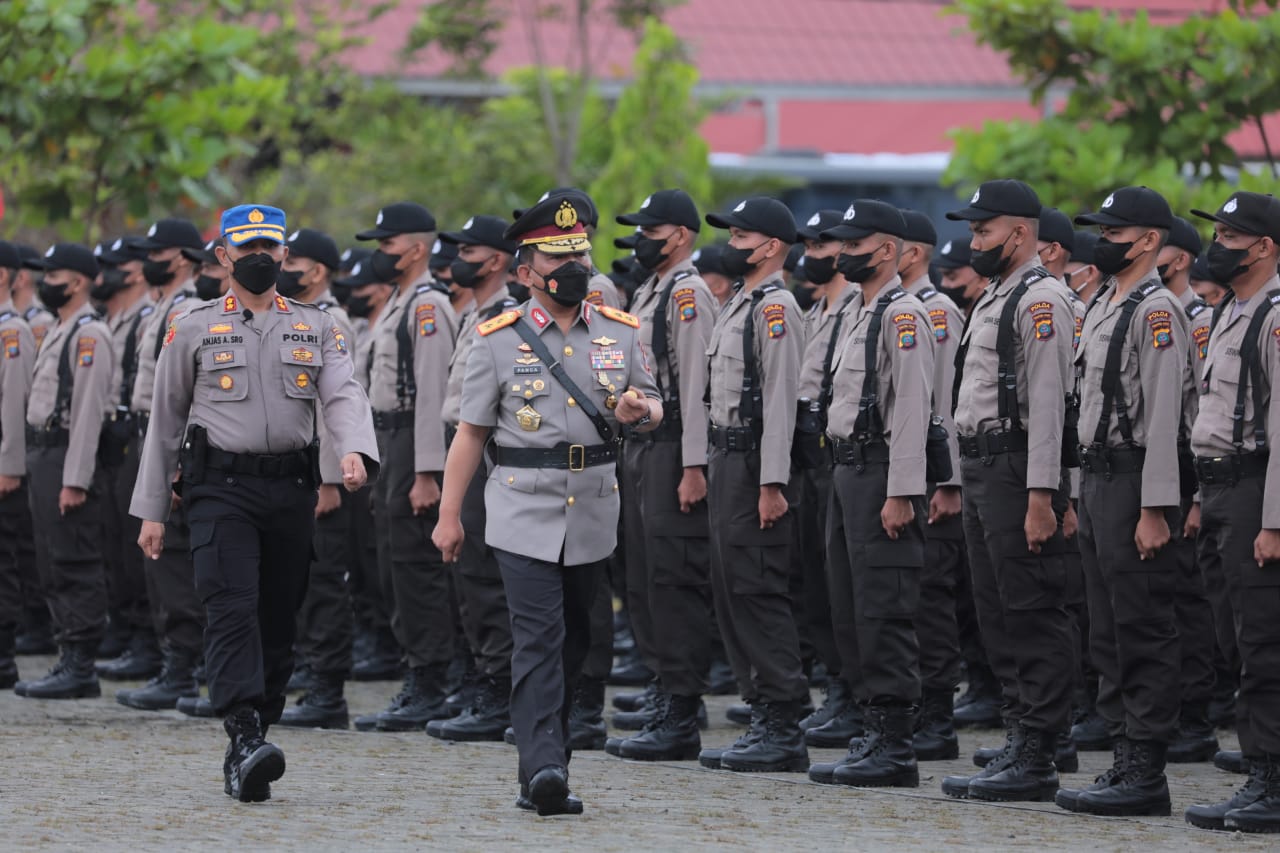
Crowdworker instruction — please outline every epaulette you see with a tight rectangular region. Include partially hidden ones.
[759,282,784,295]
[1186,299,1209,320]
[916,286,938,301]
[596,304,640,328]
[139,305,155,318]
[0,311,12,323]
[23,307,40,321]
[478,309,522,337]
[76,314,94,328]
[671,269,696,283]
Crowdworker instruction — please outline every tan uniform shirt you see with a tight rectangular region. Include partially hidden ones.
[26,302,115,489]
[826,280,933,497]
[444,287,519,428]
[955,256,1074,491]
[108,295,156,412]
[586,271,621,310]
[23,305,55,351]
[1178,287,1213,435]
[0,303,36,476]
[129,293,378,522]
[366,273,459,472]
[799,281,858,401]
[459,302,660,565]
[629,259,715,467]
[131,281,196,414]
[1190,275,1280,526]
[311,292,358,486]
[1076,275,1187,507]
[906,275,964,488]
[707,276,802,486]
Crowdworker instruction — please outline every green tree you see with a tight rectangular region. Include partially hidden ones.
[943,0,1280,219]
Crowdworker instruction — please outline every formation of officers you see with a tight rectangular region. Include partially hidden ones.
[1,178,1278,832]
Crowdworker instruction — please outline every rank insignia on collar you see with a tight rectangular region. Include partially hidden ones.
[275,295,291,313]
[223,295,238,313]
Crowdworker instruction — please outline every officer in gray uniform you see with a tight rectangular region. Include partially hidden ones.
[0,241,36,688]
[132,204,378,803]
[15,244,115,700]
[940,180,1076,803]
[697,198,808,774]
[1185,192,1280,834]
[1056,187,1187,817]
[433,193,662,816]
[356,202,461,731]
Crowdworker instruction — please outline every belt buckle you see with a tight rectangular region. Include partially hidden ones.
[568,444,586,472]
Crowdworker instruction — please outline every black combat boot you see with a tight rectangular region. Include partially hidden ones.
[726,702,752,725]
[612,680,656,712]
[96,618,131,660]
[608,656,652,687]
[1224,753,1280,833]
[443,666,481,718]
[567,677,607,750]
[223,706,285,803]
[967,724,1059,802]
[1070,707,1115,751]
[177,694,216,717]
[1056,737,1130,812]
[116,650,199,710]
[809,732,872,785]
[952,664,1002,729]
[1215,749,1251,774]
[800,678,852,731]
[1167,702,1219,763]
[376,664,450,731]
[617,694,702,761]
[943,724,1023,798]
[517,783,584,815]
[700,704,765,769]
[912,688,959,761]
[355,670,414,731]
[612,687,664,730]
[805,699,866,748]
[525,766,581,817]
[1186,756,1268,830]
[0,629,18,689]
[832,704,919,788]
[285,663,313,694]
[429,675,512,742]
[278,672,349,729]
[1066,738,1170,816]
[95,630,163,681]
[720,700,810,773]
[350,630,402,682]
[21,643,101,699]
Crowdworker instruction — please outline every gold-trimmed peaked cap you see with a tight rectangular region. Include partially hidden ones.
[505,193,593,256]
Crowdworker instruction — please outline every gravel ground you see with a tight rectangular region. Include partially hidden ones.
[1,657,1272,852]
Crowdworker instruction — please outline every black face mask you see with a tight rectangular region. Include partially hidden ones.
[231,252,281,295]
[370,249,403,283]
[507,281,530,303]
[939,284,973,311]
[1156,264,1170,282]
[345,293,373,318]
[38,279,71,310]
[142,258,175,287]
[722,242,768,278]
[970,233,1013,279]
[1207,238,1261,286]
[1093,238,1137,277]
[793,283,817,312]
[90,268,126,302]
[836,248,881,284]
[634,234,672,271]
[535,260,592,307]
[802,254,837,286]
[194,274,224,300]
[450,256,489,289]
[275,267,306,299]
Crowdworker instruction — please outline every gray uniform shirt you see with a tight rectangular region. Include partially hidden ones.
[799,281,858,401]
[444,287,519,428]
[108,295,156,412]
[23,305,55,351]
[906,274,965,488]
[129,293,378,522]
[459,301,660,566]
[312,293,358,486]
[0,302,35,477]
[131,282,196,414]
[586,271,621,310]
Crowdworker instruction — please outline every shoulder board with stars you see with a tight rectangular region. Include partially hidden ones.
[596,305,640,328]
[478,309,523,337]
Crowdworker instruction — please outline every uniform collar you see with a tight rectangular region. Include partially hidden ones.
[903,274,933,296]
[61,300,98,327]
[1227,274,1280,322]
[524,300,593,335]
[856,275,904,315]
[477,286,513,315]
[993,254,1047,296]
[656,258,696,290]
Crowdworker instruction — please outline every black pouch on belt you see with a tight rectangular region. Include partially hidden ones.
[925,416,953,483]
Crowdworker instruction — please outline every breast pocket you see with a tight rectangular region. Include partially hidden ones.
[201,346,249,402]
[280,344,324,399]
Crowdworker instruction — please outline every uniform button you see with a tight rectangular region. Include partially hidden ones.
[567,496,575,506]
[567,397,577,407]
[507,476,515,484]
[524,390,533,398]
[563,346,574,357]
[612,483,619,492]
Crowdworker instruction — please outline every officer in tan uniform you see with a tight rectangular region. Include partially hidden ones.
[430,214,519,743]
[940,179,1076,803]
[12,245,55,350]
[14,244,115,700]
[1185,192,1280,834]
[804,201,932,789]
[356,202,462,731]
[696,198,808,774]
[194,239,231,301]
[131,204,378,803]
[433,193,662,816]
[1055,187,1187,817]
[0,241,36,688]
[516,189,621,311]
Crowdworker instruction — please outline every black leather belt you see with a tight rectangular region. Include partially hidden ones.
[831,439,890,467]
[708,424,757,452]
[957,430,1028,459]
[25,425,68,449]
[1079,446,1145,476]
[1195,453,1268,486]
[493,442,617,471]
[205,447,312,478]
[372,409,414,431]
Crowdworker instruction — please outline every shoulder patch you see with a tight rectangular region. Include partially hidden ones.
[416,302,437,337]
[597,305,640,329]
[2,328,19,359]
[1028,300,1055,341]
[77,336,96,367]
[894,312,918,349]
[478,309,522,337]
[162,320,178,348]
[674,287,698,323]
[333,327,348,354]
[927,307,948,342]
[1193,325,1210,360]
[762,303,787,339]
[1146,309,1173,350]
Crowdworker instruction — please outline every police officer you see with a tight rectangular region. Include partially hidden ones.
[1184,191,1280,833]
[357,202,461,730]
[941,179,1076,802]
[1054,187,1186,817]
[693,245,734,307]
[805,200,932,788]
[12,244,55,349]
[14,244,115,700]
[132,204,377,802]
[0,241,36,688]
[606,189,716,760]
[1066,232,1103,304]
[1156,216,1220,765]
[433,193,661,816]
[193,240,230,302]
[697,198,808,774]
[429,214,520,742]
[934,239,985,317]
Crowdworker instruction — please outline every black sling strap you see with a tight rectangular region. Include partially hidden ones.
[739,282,783,432]
[650,269,695,405]
[818,289,860,411]
[395,282,451,408]
[1090,279,1165,448]
[994,266,1052,430]
[151,292,190,361]
[1232,289,1280,451]
[511,319,616,445]
[119,304,155,412]
[852,287,909,440]
[46,314,94,431]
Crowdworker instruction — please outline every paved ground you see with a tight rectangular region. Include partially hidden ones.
[0,657,1270,851]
